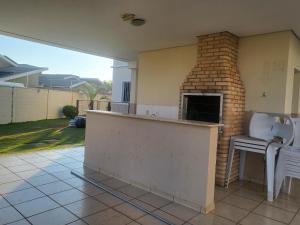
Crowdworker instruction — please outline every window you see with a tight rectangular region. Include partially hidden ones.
[122,82,131,102]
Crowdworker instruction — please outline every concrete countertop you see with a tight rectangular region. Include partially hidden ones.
[87,110,223,128]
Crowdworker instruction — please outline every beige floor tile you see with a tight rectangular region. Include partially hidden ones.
[240,213,285,225]
[65,197,107,217]
[253,203,295,224]
[3,187,45,205]
[114,202,147,220]
[152,209,185,225]
[16,169,46,179]
[222,194,261,210]
[49,188,88,205]
[233,189,265,202]
[137,214,167,225]
[28,207,77,225]
[290,213,300,225]
[213,202,249,222]
[8,219,32,225]
[265,198,300,213]
[36,180,73,195]
[83,208,132,225]
[9,164,37,173]
[130,199,156,212]
[138,193,171,208]
[101,178,129,190]
[189,213,235,225]
[160,203,198,221]
[0,206,24,224]
[26,174,59,186]
[0,173,22,184]
[14,196,59,217]
[0,180,32,194]
[67,220,88,225]
[214,189,230,202]
[94,192,124,207]
[118,185,148,198]
[75,183,105,196]
[0,196,10,209]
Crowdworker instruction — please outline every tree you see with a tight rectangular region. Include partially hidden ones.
[80,83,102,110]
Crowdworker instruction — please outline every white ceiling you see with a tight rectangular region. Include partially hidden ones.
[0,0,299,60]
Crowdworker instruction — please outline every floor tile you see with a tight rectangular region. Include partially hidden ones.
[0,174,22,184]
[26,174,58,186]
[75,183,105,196]
[214,189,230,202]
[65,197,107,218]
[8,164,36,173]
[0,206,24,224]
[7,219,32,225]
[160,203,198,221]
[15,169,46,179]
[36,180,73,195]
[52,157,79,164]
[28,207,77,225]
[136,214,166,225]
[233,189,265,202]
[50,189,88,205]
[130,199,156,212]
[0,196,10,209]
[83,208,132,225]
[152,209,185,225]
[0,180,32,194]
[31,160,58,168]
[42,165,70,173]
[254,203,295,224]
[265,198,300,213]
[118,185,148,198]
[114,202,147,220]
[64,177,88,187]
[86,172,110,182]
[101,178,129,190]
[222,194,261,210]
[68,220,88,225]
[14,196,59,217]
[291,213,300,225]
[213,202,249,222]
[64,162,84,169]
[94,192,124,207]
[240,213,285,225]
[189,213,235,225]
[0,167,12,176]
[51,170,76,180]
[138,193,171,208]
[4,187,45,205]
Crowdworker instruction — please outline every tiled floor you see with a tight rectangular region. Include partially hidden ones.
[0,147,300,225]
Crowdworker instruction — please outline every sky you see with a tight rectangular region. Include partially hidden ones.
[0,35,113,81]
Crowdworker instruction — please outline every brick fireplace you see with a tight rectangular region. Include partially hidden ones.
[179,31,245,186]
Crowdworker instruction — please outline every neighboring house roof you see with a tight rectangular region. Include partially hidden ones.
[0,54,47,81]
[39,74,87,89]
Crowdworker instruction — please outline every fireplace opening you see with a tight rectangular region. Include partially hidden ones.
[182,93,223,123]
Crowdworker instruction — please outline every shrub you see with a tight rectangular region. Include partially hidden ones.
[62,105,78,119]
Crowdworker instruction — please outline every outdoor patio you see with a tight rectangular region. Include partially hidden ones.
[0,147,299,225]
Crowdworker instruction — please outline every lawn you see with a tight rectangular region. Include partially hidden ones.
[0,119,85,154]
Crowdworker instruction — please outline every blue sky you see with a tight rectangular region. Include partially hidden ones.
[0,34,113,81]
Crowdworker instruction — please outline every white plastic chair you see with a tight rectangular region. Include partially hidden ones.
[275,118,300,199]
[225,112,294,201]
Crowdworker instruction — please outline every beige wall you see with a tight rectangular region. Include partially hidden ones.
[85,111,219,213]
[136,45,197,118]
[0,87,13,124]
[0,87,82,124]
[136,31,300,117]
[238,31,290,113]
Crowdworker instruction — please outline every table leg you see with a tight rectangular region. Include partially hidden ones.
[266,145,277,201]
[239,151,246,180]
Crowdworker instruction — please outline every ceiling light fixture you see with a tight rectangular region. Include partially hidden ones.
[121,13,146,26]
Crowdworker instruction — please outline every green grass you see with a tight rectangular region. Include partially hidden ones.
[0,119,85,154]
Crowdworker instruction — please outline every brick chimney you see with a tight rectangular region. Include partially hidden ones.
[179,32,245,186]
